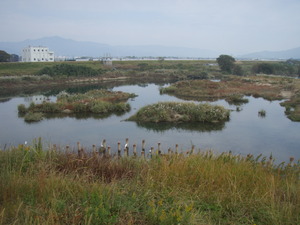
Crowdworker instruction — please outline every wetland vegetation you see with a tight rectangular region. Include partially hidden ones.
[0,142,299,225]
[18,89,135,122]
[128,102,230,123]
[1,58,300,224]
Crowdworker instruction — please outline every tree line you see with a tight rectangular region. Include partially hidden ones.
[0,50,19,62]
[217,54,300,77]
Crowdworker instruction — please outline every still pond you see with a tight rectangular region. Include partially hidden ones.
[0,82,299,163]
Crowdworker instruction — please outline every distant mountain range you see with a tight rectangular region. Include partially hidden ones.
[0,36,299,59]
[239,47,300,60]
[0,36,219,58]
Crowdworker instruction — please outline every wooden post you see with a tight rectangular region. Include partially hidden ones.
[142,140,145,152]
[102,139,107,149]
[77,142,81,157]
[158,142,161,155]
[107,146,111,157]
[100,139,106,156]
[149,147,154,158]
[79,148,84,159]
[117,141,121,157]
[133,144,137,157]
[191,145,195,155]
[92,144,97,157]
[175,144,178,154]
[124,138,129,157]
[66,145,70,153]
[141,150,145,158]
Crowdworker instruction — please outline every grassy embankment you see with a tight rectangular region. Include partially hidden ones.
[128,102,229,123]
[0,141,299,225]
[160,76,300,121]
[0,60,219,97]
[18,90,136,122]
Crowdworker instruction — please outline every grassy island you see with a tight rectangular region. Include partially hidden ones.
[18,90,136,122]
[128,102,230,123]
[160,76,290,102]
[0,142,299,224]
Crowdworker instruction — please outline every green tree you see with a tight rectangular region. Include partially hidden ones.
[0,50,10,62]
[216,55,236,73]
[252,63,274,74]
[232,64,244,76]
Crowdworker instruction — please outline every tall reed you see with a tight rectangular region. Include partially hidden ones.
[0,143,299,224]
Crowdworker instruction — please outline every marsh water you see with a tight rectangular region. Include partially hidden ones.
[1,82,300,163]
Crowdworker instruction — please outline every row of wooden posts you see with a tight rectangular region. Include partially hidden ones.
[69,138,196,158]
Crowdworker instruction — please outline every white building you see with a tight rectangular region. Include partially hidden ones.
[22,46,54,62]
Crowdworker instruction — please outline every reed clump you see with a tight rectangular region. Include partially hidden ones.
[128,102,230,123]
[0,141,299,225]
[17,90,135,122]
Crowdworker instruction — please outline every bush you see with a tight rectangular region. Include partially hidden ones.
[232,64,244,76]
[252,63,274,74]
[24,112,44,122]
[18,104,27,114]
[90,102,111,113]
[36,102,62,113]
[128,102,230,123]
[38,64,102,77]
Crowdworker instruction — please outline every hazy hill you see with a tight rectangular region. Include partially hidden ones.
[0,36,219,58]
[240,47,300,60]
[1,36,299,59]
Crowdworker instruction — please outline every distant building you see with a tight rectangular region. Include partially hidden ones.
[22,46,54,62]
[102,58,113,67]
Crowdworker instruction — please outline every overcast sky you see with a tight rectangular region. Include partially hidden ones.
[1,0,299,54]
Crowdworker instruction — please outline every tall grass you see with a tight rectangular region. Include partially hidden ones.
[0,142,299,224]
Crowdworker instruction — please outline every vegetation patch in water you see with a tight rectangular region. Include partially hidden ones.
[225,94,249,105]
[280,94,300,121]
[18,90,136,122]
[24,112,44,122]
[160,76,291,101]
[128,102,230,123]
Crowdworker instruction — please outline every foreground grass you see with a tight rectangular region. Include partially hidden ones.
[0,142,299,225]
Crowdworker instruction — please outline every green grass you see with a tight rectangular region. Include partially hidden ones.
[0,142,299,224]
[0,61,105,76]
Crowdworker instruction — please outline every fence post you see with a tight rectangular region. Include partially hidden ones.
[133,144,137,157]
[117,141,121,158]
[124,138,129,157]
[77,142,81,157]
[107,146,111,157]
[100,139,106,156]
[142,139,145,152]
[158,142,161,155]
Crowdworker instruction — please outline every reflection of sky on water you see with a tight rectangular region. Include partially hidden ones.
[0,83,299,163]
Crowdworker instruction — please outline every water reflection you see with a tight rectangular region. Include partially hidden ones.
[18,109,129,123]
[134,121,227,132]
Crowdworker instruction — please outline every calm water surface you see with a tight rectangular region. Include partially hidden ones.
[0,83,299,163]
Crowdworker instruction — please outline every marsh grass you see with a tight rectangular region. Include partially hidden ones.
[0,142,299,224]
[17,90,134,122]
[128,102,230,123]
